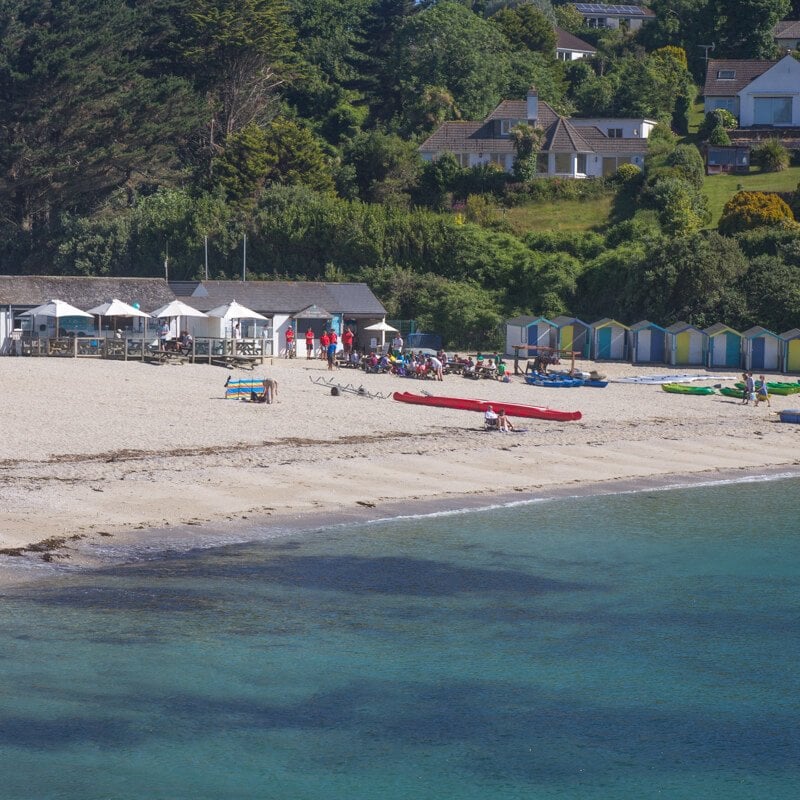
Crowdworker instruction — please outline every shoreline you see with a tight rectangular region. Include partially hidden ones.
[3,463,799,592]
[1,357,798,589]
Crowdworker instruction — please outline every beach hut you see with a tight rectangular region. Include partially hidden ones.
[629,320,668,364]
[551,315,591,359]
[742,326,781,372]
[590,318,629,360]
[780,329,800,373]
[703,323,743,369]
[504,315,556,358]
[666,321,707,366]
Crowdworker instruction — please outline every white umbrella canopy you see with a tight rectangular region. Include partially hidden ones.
[20,299,93,319]
[363,321,399,333]
[86,298,151,318]
[20,299,94,338]
[205,300,268,321]
[363,320,399,349]
[150,300,209,319]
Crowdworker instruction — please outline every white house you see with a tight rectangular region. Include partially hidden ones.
[555,26,597,61]
[703,54,800,124]
[773,20,800,52]
[419,89,653,179]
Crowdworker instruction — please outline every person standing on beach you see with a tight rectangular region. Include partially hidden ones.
[320,330,330,360]
[744,372,756,405]
[327,336,337,370]
[755,375,771,407]
[342,326,354,356]
[305,327,314,359]
[285,325,295,358]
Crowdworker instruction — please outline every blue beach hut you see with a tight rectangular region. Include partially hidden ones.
[551,315,591,358]
[742,326,781,371]
[504,315,556,358]
[666,321,707,366]
[590,318,629,361]
[703,323,743,369]
[629,320,667,364]
[780,329,800,373]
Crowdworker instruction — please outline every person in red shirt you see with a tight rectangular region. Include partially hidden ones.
[284,325,295,358]
[342,326,354,355]
[329,328,338,346]
[319,330,330,360]
[304,327,314,359]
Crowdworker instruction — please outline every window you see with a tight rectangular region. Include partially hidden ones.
[754,96,792,125]
[454,152,470,168]
[717,69,736,79]
[557,51,570,61]
[500,119,512,135]
[489,153,506,167]
[554,153,572,174]
[607,128,623,138]
[576,154,587,174]
[709,98,735,113]
[536,153,549,173]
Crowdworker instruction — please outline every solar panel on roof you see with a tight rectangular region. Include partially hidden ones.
[574,3,649,15]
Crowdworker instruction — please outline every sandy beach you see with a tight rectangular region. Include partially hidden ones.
[0,355,798,585]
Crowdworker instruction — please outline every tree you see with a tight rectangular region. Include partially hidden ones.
[713,0,790,59]
[0,0,203,234]
[490,4,557,54]
[262,118,334,193]
[751,139,790,172]
[392,2,515,122]
[175,0,300,139]
[664,144,706,189]
[511,123,544,182]
[719,191,795,235]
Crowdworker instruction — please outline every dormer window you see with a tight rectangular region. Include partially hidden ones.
[717,69,736,79]
[500,119,517,135]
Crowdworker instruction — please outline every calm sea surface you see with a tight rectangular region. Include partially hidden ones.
[1,478,798,800]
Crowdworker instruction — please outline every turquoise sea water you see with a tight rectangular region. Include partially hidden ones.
[1,477,799,800]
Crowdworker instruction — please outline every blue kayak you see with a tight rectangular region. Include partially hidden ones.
[525,375,584,388]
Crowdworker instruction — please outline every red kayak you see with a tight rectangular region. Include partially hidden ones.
[392,391,582,421]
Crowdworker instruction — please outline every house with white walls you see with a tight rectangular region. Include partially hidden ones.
[419,89,654,179]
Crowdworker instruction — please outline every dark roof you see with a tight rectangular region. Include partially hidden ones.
[630,320,666,331]
[170,280,385,316]
[419,122,516,154]
[703,322,741,336]
[774,20,800,39]
[543,118,594,154]
[577,126,649,154]
[506,315,554,326]
[742,325,779,339]
[551,315,589,327]
[484,99,559,127]
[703,59,776,96]
[573,3,655,18]
[666,321,703,334]
[555,26,596,54]
[0,276,174,312]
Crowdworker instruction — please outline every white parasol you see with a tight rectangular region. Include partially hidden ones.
[86,298,151,318]
[363,320,399,348]
[205,300,267,337]
[20,299,94,337]
[150,300,208,340]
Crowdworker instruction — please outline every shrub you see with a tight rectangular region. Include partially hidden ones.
[751,139,789,172]
[614,163,643,183]
[698,109,737,140]
[718,191,795,235]
[708,126,732,146]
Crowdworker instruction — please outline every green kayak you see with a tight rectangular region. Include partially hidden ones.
[734,381,800,396]
[662,383,716,395]
[719,387,745,399]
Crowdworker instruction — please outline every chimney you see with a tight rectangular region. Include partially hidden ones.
[527,87,538,123]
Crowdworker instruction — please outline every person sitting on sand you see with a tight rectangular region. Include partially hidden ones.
[250,377,278,404]
[484,405,498,429]
[497,408,514,433]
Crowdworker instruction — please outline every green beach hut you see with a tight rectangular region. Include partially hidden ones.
[703,323,743,369]
[590,318,629,361]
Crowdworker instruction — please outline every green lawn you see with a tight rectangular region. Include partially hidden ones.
[505,195,613,234]
[703,166,800,226]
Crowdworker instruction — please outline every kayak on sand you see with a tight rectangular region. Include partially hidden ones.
[392,391,582,421]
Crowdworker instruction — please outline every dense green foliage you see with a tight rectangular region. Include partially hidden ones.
[1,0,799,346]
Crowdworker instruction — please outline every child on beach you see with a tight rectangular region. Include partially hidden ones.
[755,376,770,407]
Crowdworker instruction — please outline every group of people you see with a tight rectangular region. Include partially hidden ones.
[459,352,508,380]
[284,325,357,369]
[361,350,446,380]
[484,405,514,432]
[741,372,770,406]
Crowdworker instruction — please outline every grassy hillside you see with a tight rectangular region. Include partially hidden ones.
[505,196,613,234]
[703,167,800,226]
